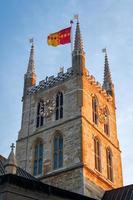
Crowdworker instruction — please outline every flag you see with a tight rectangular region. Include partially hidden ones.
[47,27,71,47]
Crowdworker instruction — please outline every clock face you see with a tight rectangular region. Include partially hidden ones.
[40,98,56,118]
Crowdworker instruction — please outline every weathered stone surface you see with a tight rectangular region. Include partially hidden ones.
[16,64,123,200]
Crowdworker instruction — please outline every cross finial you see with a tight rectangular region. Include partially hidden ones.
[102,48,107,54]
[10,143,15,151]
[74,14,79,20]
[29,38,34,46]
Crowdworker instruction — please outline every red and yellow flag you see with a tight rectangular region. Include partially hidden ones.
[47,27,71,47]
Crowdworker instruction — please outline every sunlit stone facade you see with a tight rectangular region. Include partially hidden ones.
[16,21,123,200]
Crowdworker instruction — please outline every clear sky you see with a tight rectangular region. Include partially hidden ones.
[0,0,133,185]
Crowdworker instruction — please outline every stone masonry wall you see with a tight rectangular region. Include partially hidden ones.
[41,167,84,194]
[16,76,85,194]
[81,74,123,191]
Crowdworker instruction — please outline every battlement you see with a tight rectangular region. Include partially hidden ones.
[28,67,73,95]
[86,74,113,102]
[27,66,113,103]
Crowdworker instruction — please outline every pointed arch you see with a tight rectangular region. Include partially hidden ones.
[94,137,101,172]
[104,107,110,136]
[106,147,113,182]
[55,92,63,120]
[53,132,63,169]
[92,96,98,125]
[36,100,44,128]
[33,138,43,176]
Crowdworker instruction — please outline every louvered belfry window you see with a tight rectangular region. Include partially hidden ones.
[104,108,110,136]
[36,100,44,128]
[92,97,98,125]
[55,92,63,120]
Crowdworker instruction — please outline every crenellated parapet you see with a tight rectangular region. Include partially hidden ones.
[86,74,113,102]
[27,67,73,95]
[27,65,113,103]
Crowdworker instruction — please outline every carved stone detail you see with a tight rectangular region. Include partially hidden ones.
[98,105,108,124]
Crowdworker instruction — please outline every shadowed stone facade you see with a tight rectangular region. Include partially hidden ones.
[0,174,95,200]
[16,21,123,200]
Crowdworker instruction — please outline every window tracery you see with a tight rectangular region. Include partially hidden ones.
[92,97,98,125]
[104,108,110,136]
[106,147,113,182]
[33,140,43,176]
[36,100,44,128]
[56,92,63,120]
[94,137,101,172]
[53,133,63,169]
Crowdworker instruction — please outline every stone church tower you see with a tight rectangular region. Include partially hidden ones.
[16,21,123,199]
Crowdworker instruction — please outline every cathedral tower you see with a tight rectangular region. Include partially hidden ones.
[16,21,123,200]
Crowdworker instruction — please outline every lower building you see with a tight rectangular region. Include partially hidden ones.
[0,150,132,200]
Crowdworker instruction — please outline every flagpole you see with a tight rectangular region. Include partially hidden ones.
[70,20,73,56]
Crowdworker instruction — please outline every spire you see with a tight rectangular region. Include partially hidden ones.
[4,143,17,174]
[72,19,86,75]
[102,49,114,96]
[23,39,36,93]
[73,20,84,53]
[27,39,35,75]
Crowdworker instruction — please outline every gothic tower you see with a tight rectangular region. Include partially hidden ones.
[16,21,123,200]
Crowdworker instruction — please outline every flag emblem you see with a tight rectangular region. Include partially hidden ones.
[47,27,71,47]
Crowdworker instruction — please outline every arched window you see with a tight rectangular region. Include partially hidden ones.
[33,140,43,176]
[104,108,110,136]
[106,147,113,182]
[94,137,101,172]
[55,92,63,120]
[53,134,63,169]
[36,100,44,128]
[92,97,98,125]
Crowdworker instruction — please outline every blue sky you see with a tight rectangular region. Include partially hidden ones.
[0,0,133,185]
